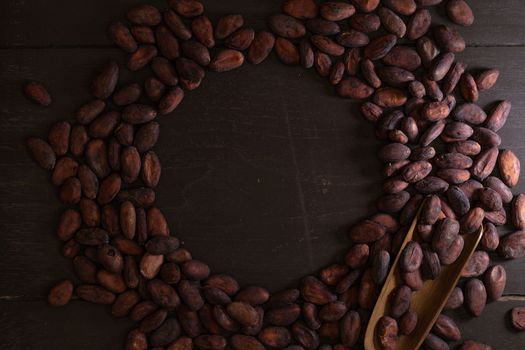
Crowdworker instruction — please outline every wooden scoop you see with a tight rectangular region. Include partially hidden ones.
[364,210,484,350]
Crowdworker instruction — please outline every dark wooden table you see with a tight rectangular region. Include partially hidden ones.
[1,0,525,348]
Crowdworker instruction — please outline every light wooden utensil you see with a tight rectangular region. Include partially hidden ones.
[364,211,484,350]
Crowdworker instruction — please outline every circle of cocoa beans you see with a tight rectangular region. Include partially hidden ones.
[25,0,525,349]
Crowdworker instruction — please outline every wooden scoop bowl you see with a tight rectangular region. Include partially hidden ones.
[364,210,484,350]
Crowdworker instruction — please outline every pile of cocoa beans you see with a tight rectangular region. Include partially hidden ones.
[23,0,525,349]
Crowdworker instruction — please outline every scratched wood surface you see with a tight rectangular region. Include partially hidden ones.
[0,0,525,349]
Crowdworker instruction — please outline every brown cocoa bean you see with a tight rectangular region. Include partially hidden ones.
[59,177,81,204]
[24,81,52,106]
[484,265,506,301]
[499,150,520,188]
[511,307,525,331]
[182,260,210,280]
[476,68,499,90]
[444,287,464,310]
[424,333,449,350]
[390,284,412,318]
[320,2,355,21]
[499,231,525,259]
[461,251,489,278]
[376,316,398,350]
[400,241,423,273]
[26,137,56,170]
[268,14,306,39]
[126,329,147,350]
[140,308,168,333]
[130,25,155,44]
[382,46,421,71]
[378,7,406,38]
[415,176,449,193]
[109,21,137,53]
[422,247,441,280]
[472,147,499,181]
[433,314,461,341]
[464,278,487,316]
[181,40,210,66]
[406,8,431,40]
[365,34,397,60]
[230,334,265,350]
[258,327,291,348]
[148,279,180,309]
[170,0,204,18]
[399,311,417,335]
[434,25,465,53]
[446,0,474,26]
[97,269,126,293]
[91,61,119,100]
[301,276,336,305]
[48,280,74,307]
[248,31,275,65]
[144,77,165,102]
[156,26,180,60]
[336,30,370,48]
[275,38,300,65]
[127,4,161,26]
[337,77,374,99]
[128,45,158,71]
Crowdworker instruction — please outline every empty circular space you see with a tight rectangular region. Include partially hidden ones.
[156,57,382,291]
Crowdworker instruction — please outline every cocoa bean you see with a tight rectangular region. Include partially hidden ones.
[48,280,74,307]
[148,279,180,309]
[127,4,161,26]
[181,40,211,66]
[376,316,398,350]
[170,0,204,18]
[209,49,244,72]
[268,14,306,39]
[472,147,499,181]
[365,34,397,60]
[399,311,417,335]
[460,73,479,102]
[446,0,474,26]
[499,149,520,188]
[337,77,374,99]
[476,68,499,90]
[131,25,156,44]
[424,333,450,350]
[24,81,52,106]
[433,314,461,341]
[248,31,275,65]
[258,327,291,348]
[91,61,119,100]
[499,231,525,259]
[378,7,406,38]
[434,25,466,53]
[444,287,464,310]
[407,8,431,40]
[128,45,158,71]
[320,2,355,21]
[461,251,490,278]
[511,307,525,331]
[465,278,488,317]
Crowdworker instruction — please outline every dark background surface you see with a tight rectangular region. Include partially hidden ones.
[1,0,525,348]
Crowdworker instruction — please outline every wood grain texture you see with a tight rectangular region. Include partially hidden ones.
[0,0,524,47]
[0,300,133,349]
